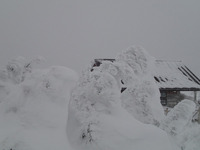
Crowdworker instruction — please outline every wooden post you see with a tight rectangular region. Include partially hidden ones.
[194,91,197,102]
[198,107,200,124]
[194,91,200,124]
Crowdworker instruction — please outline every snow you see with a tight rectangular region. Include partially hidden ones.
[177,123,200,150]
[153,60,200,89]
[0,57,78,150]
[160,100,196,135]
[0,48,199,150]
[67,46,176,150]
[160,99,200,150]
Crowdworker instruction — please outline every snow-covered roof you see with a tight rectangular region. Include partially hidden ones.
[153,60,200,90]
[93,59,200,91]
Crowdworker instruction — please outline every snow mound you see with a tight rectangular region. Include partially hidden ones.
[160,100,196,136]
[0,57,78,150]
[160,99,200,150]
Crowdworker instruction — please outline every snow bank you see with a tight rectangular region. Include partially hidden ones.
[0,57,78,150]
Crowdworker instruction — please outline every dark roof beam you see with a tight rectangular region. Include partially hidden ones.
[181,66,200,85]
[178,67,188,77]
[184,66,200,84]
[160,88,200,91]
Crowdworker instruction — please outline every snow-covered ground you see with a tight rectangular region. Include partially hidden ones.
[0,47,200,150]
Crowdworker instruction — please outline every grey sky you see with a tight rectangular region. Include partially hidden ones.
[0,0,200,76]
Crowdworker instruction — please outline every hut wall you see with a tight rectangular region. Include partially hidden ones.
[160,90,185,107]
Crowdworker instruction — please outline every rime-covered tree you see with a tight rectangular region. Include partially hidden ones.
[67,46,167,150]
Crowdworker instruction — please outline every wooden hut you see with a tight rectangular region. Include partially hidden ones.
[92,59,200,107]
[153,60,200,107]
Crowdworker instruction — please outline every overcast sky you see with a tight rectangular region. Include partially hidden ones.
[0,0,200,76]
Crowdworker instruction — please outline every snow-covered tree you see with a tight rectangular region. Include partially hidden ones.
[67,46,167,150]
[67,69,121,148]
[160,100,197,150]
[0,58,78,150]
[120,80,162,125]
[6,56,45,84]
[116,46,154,77]
[117,46,164,125]
[160,100,196,136]
[6,56,27,83]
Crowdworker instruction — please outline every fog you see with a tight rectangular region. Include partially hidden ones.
[0,0,200,76]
